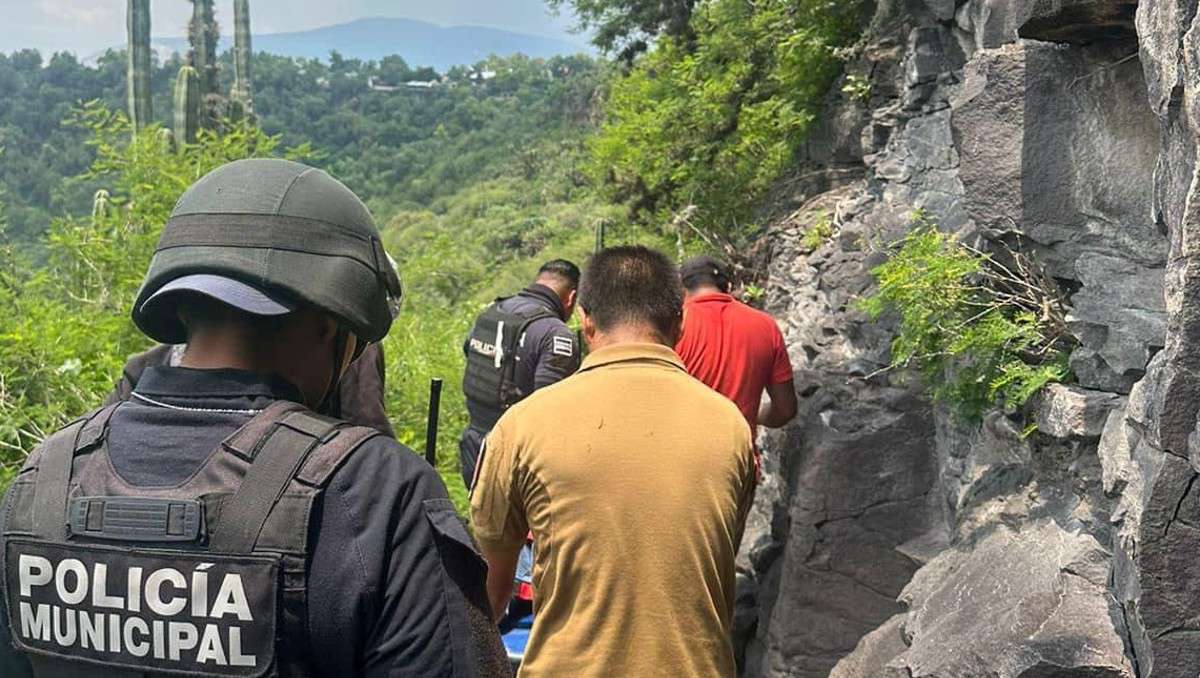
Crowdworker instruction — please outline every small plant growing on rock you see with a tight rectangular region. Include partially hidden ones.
[858,212,1071,421]
[841,73,871,101]
[800,212,834,252]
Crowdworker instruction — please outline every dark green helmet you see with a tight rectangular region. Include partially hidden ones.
[132,158,402,344]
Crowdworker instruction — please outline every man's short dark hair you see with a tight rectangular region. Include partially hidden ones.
[579,246,683,338]
[679,256,732,292]
[538,259,581,289]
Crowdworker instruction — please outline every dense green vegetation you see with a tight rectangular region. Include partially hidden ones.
[585,0,867,242]
[0,0,872,506]
[0,49,603,242]
[859,214,1072,422]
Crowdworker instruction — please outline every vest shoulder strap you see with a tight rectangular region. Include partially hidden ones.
[210,406,382,554]
[30,404,120,540]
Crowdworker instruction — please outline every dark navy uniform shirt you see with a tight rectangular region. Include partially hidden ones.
[0,367,507,677]
[459,284,580,487]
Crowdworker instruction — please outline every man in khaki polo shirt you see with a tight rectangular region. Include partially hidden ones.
[471,246,757,677]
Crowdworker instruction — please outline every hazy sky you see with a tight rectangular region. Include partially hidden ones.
[0,0,583,57]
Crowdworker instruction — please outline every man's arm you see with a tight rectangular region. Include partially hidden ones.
[469,424,530,623]
[532,323,581,390]
[758,323,797,428]
[481,545,520,622]
[316,442,506,677]
[758,379,798,428]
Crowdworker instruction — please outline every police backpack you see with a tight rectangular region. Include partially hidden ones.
[462,299,556,431]
[2,401,382,677]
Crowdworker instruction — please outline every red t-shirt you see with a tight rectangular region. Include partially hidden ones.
[675,293,794,428]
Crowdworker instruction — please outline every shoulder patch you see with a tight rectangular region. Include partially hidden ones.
[551,335,574,357]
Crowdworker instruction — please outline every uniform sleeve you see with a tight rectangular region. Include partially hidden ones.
[469,421,529,554]
[770,322,794,385]
[532,323,581,390]
[368,463,507,677]
[311,442,506,677]
[0,486,34,678]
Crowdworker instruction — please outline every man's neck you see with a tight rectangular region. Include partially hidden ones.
[685,285,727,300]
[179,328,271,372]
[587,324,670,351]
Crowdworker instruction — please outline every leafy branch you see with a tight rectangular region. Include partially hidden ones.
[858,212,1072,421]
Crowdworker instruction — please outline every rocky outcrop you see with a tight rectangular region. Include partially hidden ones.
[739,0,1195,675]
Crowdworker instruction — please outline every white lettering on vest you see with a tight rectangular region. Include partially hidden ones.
[228,626,257,667]
[168,621,199,661]
[54,560,88,606]
[91,564,124,609]
[210,574,252,621]
[18,602,49,641]
[191,565,209,618]
[124,616,150,657]
[18,555,51,596]
[126,566,142,613]
[145,568,186,616]
[196,623,227,665]
[53,606,77,646]
[79,608,104,650]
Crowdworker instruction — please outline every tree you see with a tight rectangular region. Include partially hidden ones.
[547,0,696,61]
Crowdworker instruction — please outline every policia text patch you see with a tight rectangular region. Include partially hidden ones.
[5,540,277,677]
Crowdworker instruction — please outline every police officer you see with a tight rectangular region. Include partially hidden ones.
[459,260,581,489]
[0,159,508,677]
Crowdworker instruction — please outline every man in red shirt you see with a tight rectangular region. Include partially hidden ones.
[676,256,798,431]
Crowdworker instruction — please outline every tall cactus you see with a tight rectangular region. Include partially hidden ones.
[232,0,254,115]
[174,66,201,147]
[126,0,152,131]
[188,0,220,127]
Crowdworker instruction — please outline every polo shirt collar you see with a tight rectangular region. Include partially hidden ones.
[579,342,685,373]
[687,292,735,305]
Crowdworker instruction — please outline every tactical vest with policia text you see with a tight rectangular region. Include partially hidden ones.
[462,298,556,431]
[2,400,382,677]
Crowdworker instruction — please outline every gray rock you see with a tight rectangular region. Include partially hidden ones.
[1034,384,1123,439]
[828,614,909,678]
[1019,0,1139,44]
[890,521,1135,677]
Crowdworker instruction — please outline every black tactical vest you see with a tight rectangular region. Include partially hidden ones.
[2,400,381,677]
[461,299,555,431]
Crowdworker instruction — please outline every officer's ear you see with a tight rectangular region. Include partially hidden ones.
[565,288,578,317]
[579,307,598,347]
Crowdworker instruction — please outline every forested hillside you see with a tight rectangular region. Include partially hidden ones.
[0,0,867,509]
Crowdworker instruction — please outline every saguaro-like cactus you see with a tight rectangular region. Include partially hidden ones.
[188,0,220,127]
[232,0,254,114]
[126,0,152,131]
[174,66,201,146]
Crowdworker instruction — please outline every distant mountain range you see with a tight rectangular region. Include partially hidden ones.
[148,17,590,71]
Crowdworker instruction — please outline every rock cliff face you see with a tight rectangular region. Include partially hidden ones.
[738,0,1200,675]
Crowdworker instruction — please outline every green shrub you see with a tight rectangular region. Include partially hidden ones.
[858,214,1071,421]
[800,212,834,252]
[590,0,868,242]
[0,103,291,483]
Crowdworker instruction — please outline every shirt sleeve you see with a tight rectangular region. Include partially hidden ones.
[312,441,505,677]
[469,420,529,554]
[770,323,794,385]
[532,323,581,390]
